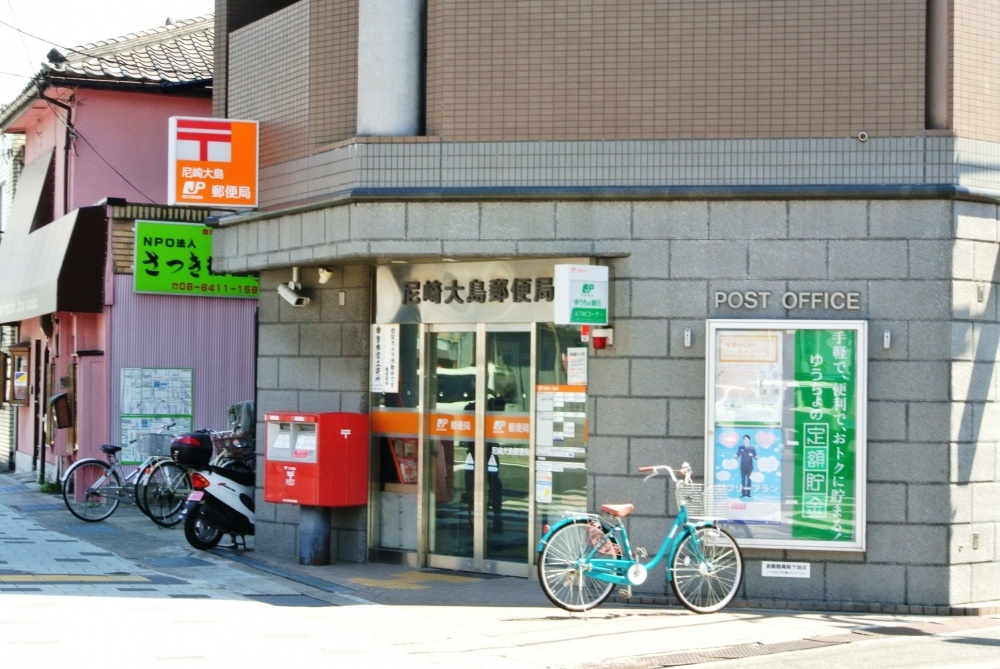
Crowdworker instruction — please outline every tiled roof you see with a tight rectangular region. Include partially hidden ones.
[41,15,213,87]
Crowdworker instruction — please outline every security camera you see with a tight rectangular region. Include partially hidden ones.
[277,283,310,307]
[318,267,333,284]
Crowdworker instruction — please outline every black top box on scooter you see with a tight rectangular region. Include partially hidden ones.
[170,432,214,467]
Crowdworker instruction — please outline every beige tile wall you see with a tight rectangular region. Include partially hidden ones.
[214,0,298,118]
[221,0,1000,165]
[426,0,927,141]
[953,0,1000,142]
[225,0,358,165]
[309,0,359,147]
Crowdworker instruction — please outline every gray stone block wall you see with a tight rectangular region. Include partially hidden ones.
[591,197,998,607]
[253,266,372,564]
[240,195,1000,606]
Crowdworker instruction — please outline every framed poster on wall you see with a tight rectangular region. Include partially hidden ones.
[706,320,867,551]
[6,345,29,406]
[119,368,193,464]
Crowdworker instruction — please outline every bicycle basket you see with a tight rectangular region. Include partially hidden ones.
[675,482,729,520]
[137,433,174,458]
[210,431,237,455]
[211,430,254,462]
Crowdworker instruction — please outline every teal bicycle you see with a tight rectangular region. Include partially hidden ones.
[537,463,743,614]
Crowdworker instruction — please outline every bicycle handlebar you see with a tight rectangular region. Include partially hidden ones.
[638,462,693,483]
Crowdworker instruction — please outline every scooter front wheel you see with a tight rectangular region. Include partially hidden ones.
[184,506,223,550]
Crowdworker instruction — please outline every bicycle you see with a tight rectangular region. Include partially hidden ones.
[536,463,744,614]
[135,451,192,527]
[137,427,254,527]
[62,424,185,524]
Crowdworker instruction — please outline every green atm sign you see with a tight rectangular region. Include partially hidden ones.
[573,283,605,322]
[554,264,609,325]
[134,221,259,298]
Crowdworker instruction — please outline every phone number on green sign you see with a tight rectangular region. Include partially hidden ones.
[171,282,259,295]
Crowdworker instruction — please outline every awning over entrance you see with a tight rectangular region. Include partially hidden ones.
[0,150,106,323]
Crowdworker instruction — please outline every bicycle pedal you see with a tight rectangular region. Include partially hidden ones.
[634,547,648,558]
[618,586,633,599]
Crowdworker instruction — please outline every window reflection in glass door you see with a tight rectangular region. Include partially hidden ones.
[426,330,477,559]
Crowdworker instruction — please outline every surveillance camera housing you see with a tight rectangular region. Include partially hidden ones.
[318,267,333,284]
[277,283,310,307]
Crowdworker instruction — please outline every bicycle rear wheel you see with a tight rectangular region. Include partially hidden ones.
[537,518,620,612]
[62,460,122,522]
[140,460,190,527]
[669,525,743,613]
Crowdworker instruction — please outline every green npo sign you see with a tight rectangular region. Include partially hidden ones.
[134,221,259,298]
[554,264,608,325]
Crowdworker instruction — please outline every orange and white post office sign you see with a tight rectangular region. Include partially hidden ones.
[168,117,259,208]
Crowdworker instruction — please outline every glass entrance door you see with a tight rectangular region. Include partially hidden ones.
[424,324,532,575]
[425,326,476,565]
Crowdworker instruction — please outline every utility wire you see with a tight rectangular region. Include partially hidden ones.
[3,0,34,69]
[3,13,191,205]
[40,97,156,204]
[0,69,34,80]
[73,130,156,204]
[0,17,130,67]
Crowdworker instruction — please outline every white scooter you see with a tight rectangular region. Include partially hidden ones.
[183,465,256,550]
[169,432,256,550]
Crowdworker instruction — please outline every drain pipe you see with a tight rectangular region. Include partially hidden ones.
[926,0,948,130]
[36,85,74,215]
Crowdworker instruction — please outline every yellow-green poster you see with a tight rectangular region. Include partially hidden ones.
[133,220,259,298]
[792,329,857,542]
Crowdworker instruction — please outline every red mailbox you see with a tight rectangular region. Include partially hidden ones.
[263,411,369,506]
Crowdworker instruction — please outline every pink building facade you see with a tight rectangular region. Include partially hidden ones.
[0,16,256,479]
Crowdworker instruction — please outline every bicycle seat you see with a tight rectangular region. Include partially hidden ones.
[600,503,634,517]
[100,444,122,455]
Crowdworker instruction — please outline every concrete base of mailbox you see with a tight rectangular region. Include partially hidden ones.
[299,506,331,565]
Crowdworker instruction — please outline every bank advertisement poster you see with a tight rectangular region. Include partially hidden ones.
[706,320,866,551]
[713,426,782,523]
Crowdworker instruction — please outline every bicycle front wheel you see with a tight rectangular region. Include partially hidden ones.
[537,519,620,612]
[140,460,191,527]
[62,460,122,522]
[133,461,156,518]
[669,525,743,613]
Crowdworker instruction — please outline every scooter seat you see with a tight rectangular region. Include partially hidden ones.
[208,465,255,487]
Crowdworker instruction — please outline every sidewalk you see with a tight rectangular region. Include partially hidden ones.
[3,468,999,668]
